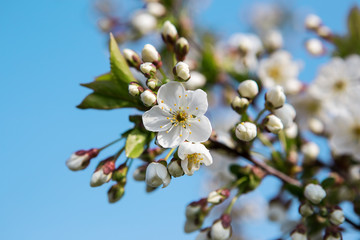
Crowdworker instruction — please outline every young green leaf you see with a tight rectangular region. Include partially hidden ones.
[125,129,149,158]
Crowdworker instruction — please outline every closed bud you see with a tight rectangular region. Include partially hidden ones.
[305,38,325,56]
[168,158,184,177]
[90,157,116,187]
[108,182,125,203]
[349,165,360,181]
[290,225,307,240]
[264,114,283,134]
[304,183,326,204]
[175,37,190,61]
[66,148,99,171]
[112,163,128,183]
[285,123,298,138]
[308,118,324,134]
[207,189,230,204]
[317,26,332,40]
[140,62,157,78]
[161,20,178,45]
[238,80,259,99]
[128,81,144,97]
[324,231,342,240]
[146,78,160,91]
[196,228,211,240]
[123,48,141,69]
[301,142,320,161]
[173,61,191,82]
[235,122,257,142]
[263,30,283,51]
[140,89,157,107]
[299,203,314,217]
[131,11,157,35]
[145,161,171,188]
[305,14,322,30]
[210,214,232,240]
[133,164,147,181]
[265,85,286,109]
[147,2,166,17]
[141,44,162,68]
[329,207,344,226]
[231,96,249,114]
[186,198,207,219]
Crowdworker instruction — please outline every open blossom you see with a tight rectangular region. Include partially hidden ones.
[184,71,206,90]
[142,82,212,148]
[258,50,302,94]
[178,142,213,176]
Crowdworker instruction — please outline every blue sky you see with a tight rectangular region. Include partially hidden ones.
[1,0,360,239]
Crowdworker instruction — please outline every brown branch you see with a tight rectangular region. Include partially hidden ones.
[345,217,360,230]
[208,136,302,187]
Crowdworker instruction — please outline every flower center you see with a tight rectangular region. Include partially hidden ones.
[268,66,282,81]
[187,153,202,171]
[175,110,188,123]
[353,125,360,140]
[333,79,347,92]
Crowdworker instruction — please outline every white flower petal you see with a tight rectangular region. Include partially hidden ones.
[186,89,208,116]
[178,141,193,160]
[157,82,185,110]
[187,116,212,142]
[142,106,172,132]
[157,125,189,148]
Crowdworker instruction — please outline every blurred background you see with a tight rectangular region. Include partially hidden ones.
[1,0,360,239]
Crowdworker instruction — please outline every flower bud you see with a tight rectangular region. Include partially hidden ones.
[237,80,259,99]
[305,38,324,56]
[290,231,307,240]
[184,71,206,90]
[111,163,128,183]
[265,85,286,109]
[304,183,326,204]
[140,62,157,78]
[146,78,160,91]
[324,231,342,240]
[128,81,144,97]
[299,203,314,217]
[145,161,171,188]
[133,164,147,181]
[207,189,230,204]
[108,182,125,203]
[263,30,283,51]
[196,228,211,240]
[235,122,257,142]
[131,11,157,35]
[140,89,157,107]
[184,218,203,233]
[186,199,207,219]
[285,123,298,138]
[175,37,190,61]
[349,165,360,181]
[141,44,162,67]
[90,157,116,187]
[231,96,249,114]
[301,142,320,161]
[308,118,324,135]
[210,214,232,240]
[317,25,332,39]
[161,20,178,45]
[147,2,166,17]
[66,148,99,171]
[173,61,191,81]
[264,114,283,134]
[123,48,141,69]
[329,208,344,225]
[168,158,184,177]
[305,14,322,30]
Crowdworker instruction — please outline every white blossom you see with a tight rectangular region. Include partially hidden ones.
[304,183,326,204]
[301,142,320,161]
[285,123,298,138]
[235,122,257,142]
[140,89,157,107]
[145,162,171,188]
[265,114,283,134]
[178,142,213,176]
[330,209,345,225]
[184,71,206,90]
[273,103,296,129]
[258,50,302,94]
[237,80,259,99]
[266,86,286,109]
[142,82,212,148]
[131,11,157,35]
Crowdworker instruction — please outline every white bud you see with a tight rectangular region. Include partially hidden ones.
[195,228,211,240]
[231,96,249,113]
[325,235,341,240]
[140,62,156,76]
[66,149,99,171]
[207,189,230,204]
[299,203,314,217]
[304,183,326,204]
[185,204,202,219]
[90,168,112,187]
[210,215,232,240]
[264,30,283,51]
[168,159,184,177]
[285,123,298,138]
[131,11,157,35]
[147,2,166,17]
[128,82,143,97]
[265,114,283,134]
[235,122,257,142]
[140,89,157,107]
[305,14,322,30]
[174,61,191,81]
[305,38,324,56]
[265,85,286,109]
[184,71,206,90]
[238,80,259,99]
[308,118,324,134]
[301,142,320,161]
[330,209,345,225]
[145,162,171,188]
[133,166,146,181]
[291,231,307,240]
[317,25,332,39]
[161,20,178,43]
[123,48,141,68]
[274,104,296,129]
[184,218,202,233]
[141,44,160,63]
[349,165,360,181]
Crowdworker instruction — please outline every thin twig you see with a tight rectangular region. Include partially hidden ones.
[345,217,360,230]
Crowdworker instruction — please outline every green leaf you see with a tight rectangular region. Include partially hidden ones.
[125,129,149,158]
[77,93,139,109]
[348,6,360,40]
[321,177,335,189]
[109,33,136,85]
[284,183,303,198]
